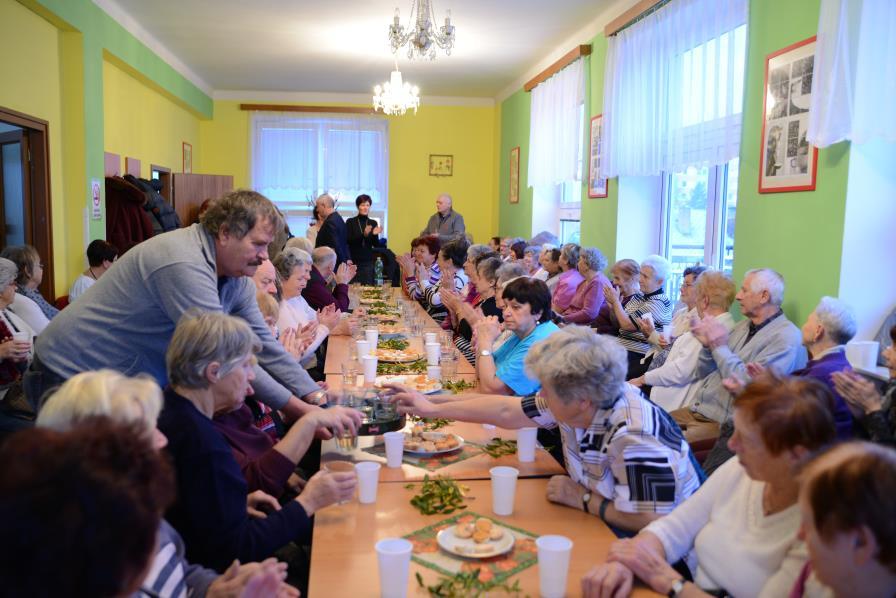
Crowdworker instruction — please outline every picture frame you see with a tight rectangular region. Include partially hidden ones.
[509,146,520,204]
[428,154,453,177]
[588,114,608,198]
[758,36,818,193]
[182,141,193,174]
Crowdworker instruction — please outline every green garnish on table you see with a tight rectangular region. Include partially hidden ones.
[406,475,469,515]
[377,359,427,375]
[368,306,401,316]
[416,570,522,597]
[410,415,454,430]
[441,379,475,393]
[377,337,409,350]
[481,438,518,458]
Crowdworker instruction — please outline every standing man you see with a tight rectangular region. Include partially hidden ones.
[26,190,327,417]
[422,193,465,242]
[314,193,350,266]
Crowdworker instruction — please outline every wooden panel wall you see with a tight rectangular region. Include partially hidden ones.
[125,157,141,177]
[104,152,120,176]
[172,173,233,226]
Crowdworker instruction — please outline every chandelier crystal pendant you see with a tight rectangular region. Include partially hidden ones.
[389,0,455,61]
[373,63,420,116]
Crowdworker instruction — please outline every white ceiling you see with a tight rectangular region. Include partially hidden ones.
[96,0,628,99]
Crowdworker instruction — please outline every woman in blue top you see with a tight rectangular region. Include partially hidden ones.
[474,277,559,395]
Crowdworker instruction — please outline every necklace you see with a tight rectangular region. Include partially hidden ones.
[88,267,99,280]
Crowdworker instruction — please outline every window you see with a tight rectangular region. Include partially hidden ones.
[661,158,739,300]
[250,113,388,237]
[531,103,585,240]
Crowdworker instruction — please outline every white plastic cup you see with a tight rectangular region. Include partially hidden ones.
[536,535,573,598]
[362,355,379,383]
[383,431,405,468]
[426,365,442,381]
[375,538,413,598]
[424,342,441,365]
[489,466,519,516]
[356,339,371,358]
[365,328,379,348]
[355,461,381,504]
[846,340,879,370]
[424,332,438,345]
[517,427,537,463]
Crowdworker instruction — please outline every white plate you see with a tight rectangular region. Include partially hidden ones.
[436,525,515,559]
[403,433,464,456]
[374,375,442,394]
[375,349,423,363]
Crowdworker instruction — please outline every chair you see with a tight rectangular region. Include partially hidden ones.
[54,295,69,310]
[689,437,718,465]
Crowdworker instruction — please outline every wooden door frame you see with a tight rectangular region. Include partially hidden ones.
[0,106,55,300]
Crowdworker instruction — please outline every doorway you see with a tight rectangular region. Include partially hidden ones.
[0,106,54,300]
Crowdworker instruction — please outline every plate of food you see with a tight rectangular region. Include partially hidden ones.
[374,374,441,394]
[436,518,515,558]
[403,428,463,455]
[375,348,423,363]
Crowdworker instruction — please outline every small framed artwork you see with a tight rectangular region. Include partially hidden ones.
[759,36,818,193]
[182,142,193,174]
[429,154,453,177]
[588,114,608,198]
[509,146,520,204]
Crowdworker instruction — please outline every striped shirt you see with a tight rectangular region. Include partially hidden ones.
[404,263,441,301]
[135,520,217,598]
[421,270,468,323]
[521,385,701,514]
[617,288,674,354]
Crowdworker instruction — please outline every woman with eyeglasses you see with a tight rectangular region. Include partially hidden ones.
[0,245,57,334]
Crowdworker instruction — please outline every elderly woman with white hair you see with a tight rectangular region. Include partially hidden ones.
[388,326,701,534]
[37,369,300,597]
[604,254,675,378]
[551,244,584,313]
[555,247,610,325]
[522,245,542,277]
[0,257,34,429]
[158,310,359,572]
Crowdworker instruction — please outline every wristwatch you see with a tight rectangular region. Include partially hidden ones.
[306,390,327,405]
[479,349,492,357]
[667,578,686,597]
[581,491,591,513]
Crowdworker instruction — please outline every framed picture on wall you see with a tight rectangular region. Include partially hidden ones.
[509,146,520,204]
[429,154,453,177]
[758,36,818,193]
[182,142,193,174]
[588,114,608,198]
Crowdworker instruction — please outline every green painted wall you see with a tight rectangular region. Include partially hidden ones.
[498,90,533,238]
[731,0,849,323]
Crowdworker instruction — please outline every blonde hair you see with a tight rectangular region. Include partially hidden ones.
[256,290,279,321]
[37,370,163,437]
[695,270,736,311]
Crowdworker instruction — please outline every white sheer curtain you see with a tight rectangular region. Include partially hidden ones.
[528,58,585,188]
[808,0,896,147]
[250,112,389,211]
[602,0,748,177]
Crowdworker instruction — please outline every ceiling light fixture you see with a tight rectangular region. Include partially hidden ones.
[389,0,455,61]
[373,62,420,116]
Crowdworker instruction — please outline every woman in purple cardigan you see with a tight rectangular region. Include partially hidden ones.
[556,247,610,325]
[550,243,584,314]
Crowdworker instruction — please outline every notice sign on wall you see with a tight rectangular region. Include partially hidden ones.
[91,179,102,220]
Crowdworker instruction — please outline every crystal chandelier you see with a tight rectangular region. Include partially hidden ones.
[389,0,455,61]
[373,64,420,116]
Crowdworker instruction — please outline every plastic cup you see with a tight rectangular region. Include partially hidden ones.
[362,355,379,384]
[383,431,405,468]
[355,461,381,504]
[489,466,519,516]
[536,535,573,598]
[425,342,441,365]
[426,365,442,381]
[356,339,371,358]
[424,332,438,345]
[375,538,413,598]
[517,427,537,463]
[323,460,357,504]
[846,341,879,370]
[365,328,379,348]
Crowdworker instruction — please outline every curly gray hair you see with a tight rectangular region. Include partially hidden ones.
[272,247,312,281]
[560,243,581,268]
[200,189,283,239]
[525,326,626,409]
[466,244,493,262]
[579,247,608,272]
[0,257,17,289]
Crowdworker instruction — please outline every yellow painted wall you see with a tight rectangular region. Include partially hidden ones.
[102,58,201,179]
[199,101,496,253]
[0,0,67,291]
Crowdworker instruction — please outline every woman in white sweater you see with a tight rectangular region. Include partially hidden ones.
[581,374,838,598]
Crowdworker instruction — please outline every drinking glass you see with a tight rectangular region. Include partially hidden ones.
[441,352,458,380]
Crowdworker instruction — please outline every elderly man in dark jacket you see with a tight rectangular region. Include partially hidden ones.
[314,193,350,266]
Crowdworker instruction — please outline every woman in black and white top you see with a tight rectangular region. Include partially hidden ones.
[421,238,469,323]
[444,256,504,364]
[345,194,381,285]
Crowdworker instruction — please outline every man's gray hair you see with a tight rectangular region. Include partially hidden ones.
[814,296,857,345]
[579,247,608,272]
[523,245,542,257]
[201,189,283,239]
[745,268,785,306]
[166,310,260,390]
[641,254,672,283]
[0,257,17,289]
[466,244,492,262]
[312,246,337,268]
[496,262,527,286]
[560,243,581,267]
[438,193,453,206]
[272,247,312,281]
[316,193,335,208]
[525,326,626,409]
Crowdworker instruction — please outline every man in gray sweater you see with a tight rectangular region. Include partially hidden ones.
[421,193,465,242]
[670,268,807,446]
[26,190,324,416]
